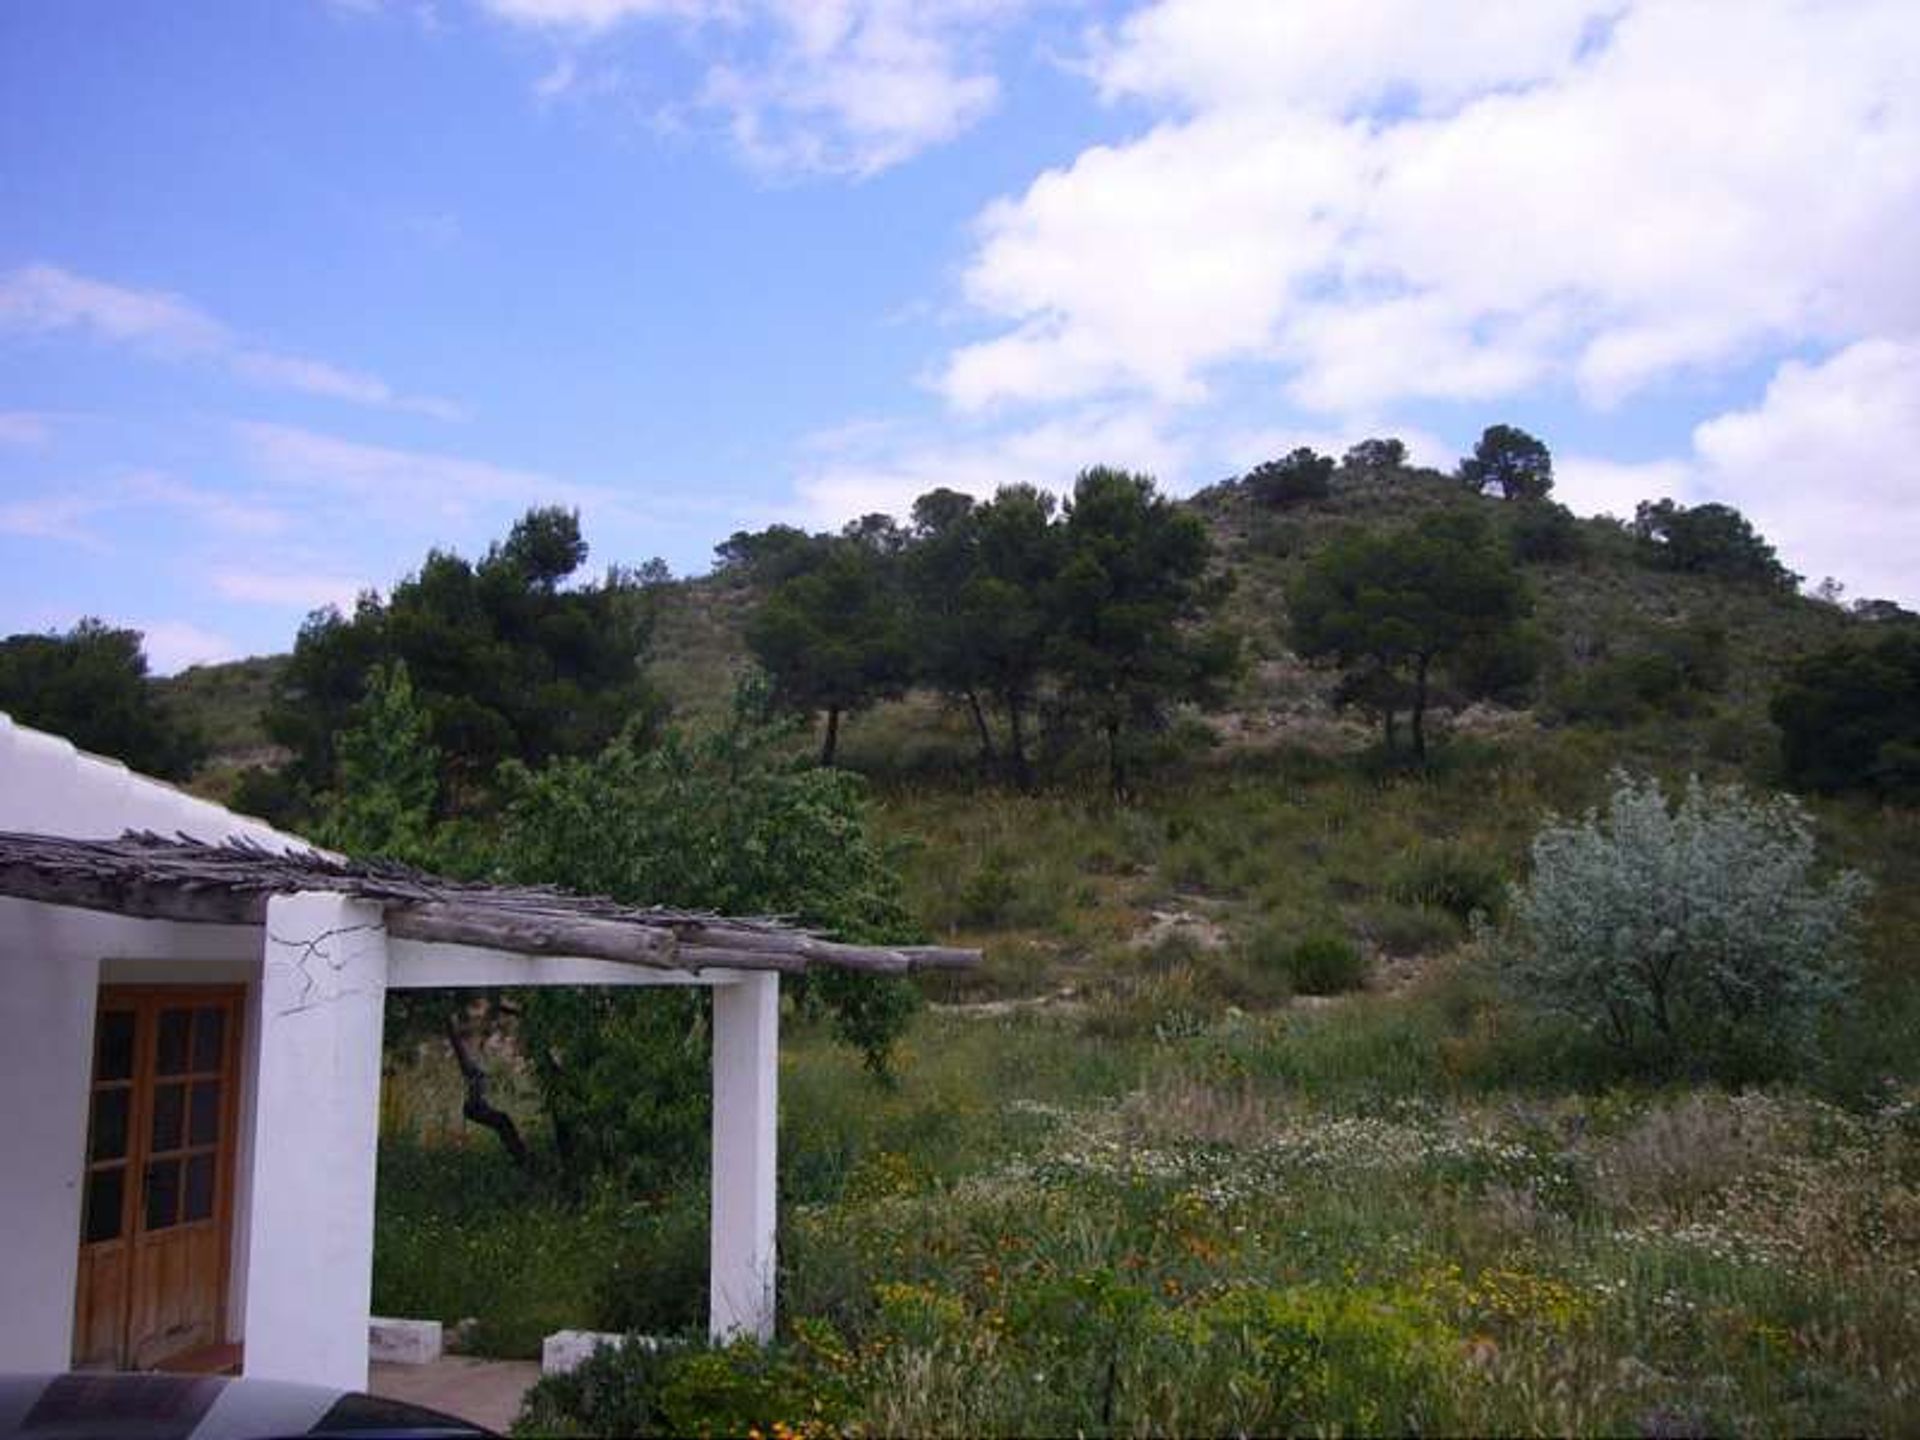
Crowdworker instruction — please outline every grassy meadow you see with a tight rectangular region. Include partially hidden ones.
[371,728,1920,1435]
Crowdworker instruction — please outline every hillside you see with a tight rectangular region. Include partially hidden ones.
[637,465,1856,776]
[164,464,1862,788]
[1188,467,1853,755]
[153,464,1904,1027]
[148,465,1920,1434]
[156,652,285,752]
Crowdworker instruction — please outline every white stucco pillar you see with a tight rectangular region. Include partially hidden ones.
[0,910,98,1371]
[241,893,387,1391]
[709,971,778,1343]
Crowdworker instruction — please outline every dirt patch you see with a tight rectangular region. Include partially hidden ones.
[932,986,1086,1018]
[1131,907,1230,952]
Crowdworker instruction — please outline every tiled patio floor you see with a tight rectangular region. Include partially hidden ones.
[369,1355,541,1435]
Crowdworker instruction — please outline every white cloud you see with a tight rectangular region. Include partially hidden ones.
[232,420,598,522]
[0,490,108,547]
[121,471,291,537]
[136,620,241,676]
[1691,339,1920,603]
[1220,422,1455,478]
[1553,454,1695,524]
[945,109,1373,410]
[0,263,226,353]
[213,569,369,614]
[327,0,446,30]
[480,0,697,27]
[791,404,1188,528]
[1086,0,1598,119]
[0,264,463,418]
[533,54,580,100]
[708,1,1008,177]
[230,350,465,421]
[942,0,1920,415]
[483,0,1021,176]
[1559,340,1920,603]
[0,412,52,447]
[0,471,299,548]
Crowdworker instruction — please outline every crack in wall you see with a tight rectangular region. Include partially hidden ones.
[266,920,385,1016]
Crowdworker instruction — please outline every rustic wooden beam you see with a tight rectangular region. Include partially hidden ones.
[0,863,266,926]
[0,832,983,976]
[888,945,981,970]
[383,901,682,969]
[672,945,814,974]
[682,928,973,971]
[786,936,976,971]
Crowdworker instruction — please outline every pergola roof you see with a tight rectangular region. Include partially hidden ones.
[0,830,978,977]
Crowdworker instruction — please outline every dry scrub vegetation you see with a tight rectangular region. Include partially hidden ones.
[368,733,1920,1435]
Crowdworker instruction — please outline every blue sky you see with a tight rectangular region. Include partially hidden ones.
[2,0,1916,671]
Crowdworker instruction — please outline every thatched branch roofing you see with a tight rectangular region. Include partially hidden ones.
[0,830,978,977]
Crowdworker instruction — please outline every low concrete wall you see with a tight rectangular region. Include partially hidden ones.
[369,1317,443,1366]
[541,1330,661,1376]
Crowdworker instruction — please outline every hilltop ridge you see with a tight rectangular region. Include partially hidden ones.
[157,459,1867,792]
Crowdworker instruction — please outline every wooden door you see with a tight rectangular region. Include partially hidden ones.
[73,988,243,1371]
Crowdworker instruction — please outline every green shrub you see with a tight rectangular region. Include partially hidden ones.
[1238,921,1299,992]
[372,1142,614,1359]
[1288,932,1367,995]
[1508,500,1585,564]
[515,1335,685,1436]
[592,1191,709,1336]
[655,1339,852,1437]
[956,846,1022,927]
[1389,845,1507,923]
[1138,927,1205,973]
[1772,629,1920,800]
[1249,514,1305,559]
[1550,621,1730,729]
[1360,901,1464,956]
[1500,772,1871,1075]
[1246,447,1335,507]
[494,684,922,1192]
[1084,968,1216,1040]
[1231,920,1369,999]
[1145,1282,1457,1434]
[1632,498,1797,590]
[1551,655,1676,727]
[514,1333,853,1438]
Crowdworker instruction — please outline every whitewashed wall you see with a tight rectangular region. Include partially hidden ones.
[0,713,304,1372]
[0,712,784,1380]
[242,893,389,1390]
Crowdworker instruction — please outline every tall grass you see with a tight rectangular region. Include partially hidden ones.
[364,729,1918,1434]
[373,1142,618,1358]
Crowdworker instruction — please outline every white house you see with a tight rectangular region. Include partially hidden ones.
[0,711,971,1391]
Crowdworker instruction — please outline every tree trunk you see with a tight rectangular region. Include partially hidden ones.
[1383,706,1399,755]
[820,705,842,767]
[964,689,997,766]
[1005,694,1035,791]
[1410,654,1431,763]
[1105,717,1127,802]
[445,1014,530,1168]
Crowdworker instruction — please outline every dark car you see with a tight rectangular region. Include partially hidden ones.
[0,1373,494,1440]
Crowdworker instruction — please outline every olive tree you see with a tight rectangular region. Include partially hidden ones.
[495,680,921,1193]
[1502,772,1870,1073]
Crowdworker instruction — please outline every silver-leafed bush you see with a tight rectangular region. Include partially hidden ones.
[1500,772,1870,1071]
